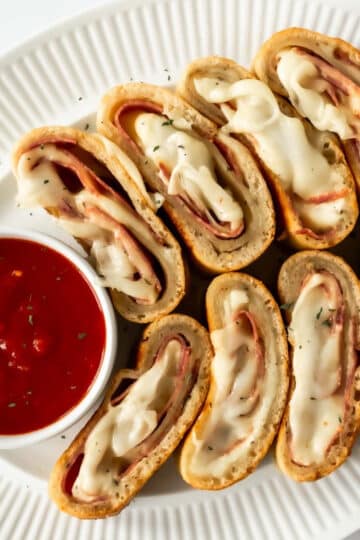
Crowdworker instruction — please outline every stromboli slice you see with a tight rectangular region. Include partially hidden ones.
[179,273,289,490]
[178,56,358,249]
[97,83,275,273]
[253,27,360,192]
[277,251,360,481]
[12,126,185,323]
[49,314,212,518]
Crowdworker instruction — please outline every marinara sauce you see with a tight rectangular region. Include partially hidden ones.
[0,238,106,434]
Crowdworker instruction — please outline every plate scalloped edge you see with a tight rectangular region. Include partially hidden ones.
[1,0,360,538]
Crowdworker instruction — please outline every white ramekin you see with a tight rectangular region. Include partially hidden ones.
[0,226,117,449]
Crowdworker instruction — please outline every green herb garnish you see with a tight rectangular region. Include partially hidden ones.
[322,318,332,327]
[280,302,294,311]
[153,145,160,152]
[162,119,174,126]
[316,307,323,320]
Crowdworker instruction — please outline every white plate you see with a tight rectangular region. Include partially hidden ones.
[1,0,360,538]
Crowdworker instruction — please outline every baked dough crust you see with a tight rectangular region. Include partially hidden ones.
[97,83,275,273]
[12,126,186,323]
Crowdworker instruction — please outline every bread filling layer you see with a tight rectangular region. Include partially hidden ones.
[276,48,360,140]
[288,271,345,466]
[194,76,347,232]
[17,143,165,304]
[187,289,277,479]
[130,112,244,238]
[72,336,190,501]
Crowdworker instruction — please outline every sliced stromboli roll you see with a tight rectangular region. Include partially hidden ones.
[277,251,360,481]
[179,273,289,490]
[178,56,358,249]
[12,126,186,323]
[97,83,275,273]
[253,27,360,191]
[49,314,212,518]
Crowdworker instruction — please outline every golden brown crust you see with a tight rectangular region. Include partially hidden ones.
[253,27,360,192]
[12,126,186,323]
[97,83,275,273]
[277,250,360,481]
[179,272,289,489]
[49,314,213,518]
[178,55,359,250]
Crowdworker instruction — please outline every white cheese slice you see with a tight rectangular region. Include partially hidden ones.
[133,113,243,231]
[276,49,360,139]
[72,339,182,500]
[288,272,343,465]
[194,76,345,230]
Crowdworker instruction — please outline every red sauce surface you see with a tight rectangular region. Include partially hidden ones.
[0,238,106,435]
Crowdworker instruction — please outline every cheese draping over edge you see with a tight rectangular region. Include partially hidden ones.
[186,288,277,479]
[72,338,183,501]
[276,48,360,140]
[287,271,345,466]
[132,113,244,235]
[91,133,164,211]
[16,144,162,304]
[194,76,346,230]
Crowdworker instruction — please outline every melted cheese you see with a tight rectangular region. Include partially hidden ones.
[92,133,164,210]
[72,339,182,501]
[188,288,277,479]
[277,49,360,139]
[133,113,243,231]
[194,76,346,229]
[288,272,344,465]
[16,145,162,303]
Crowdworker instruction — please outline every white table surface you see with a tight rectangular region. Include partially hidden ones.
[0,1,359,539]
